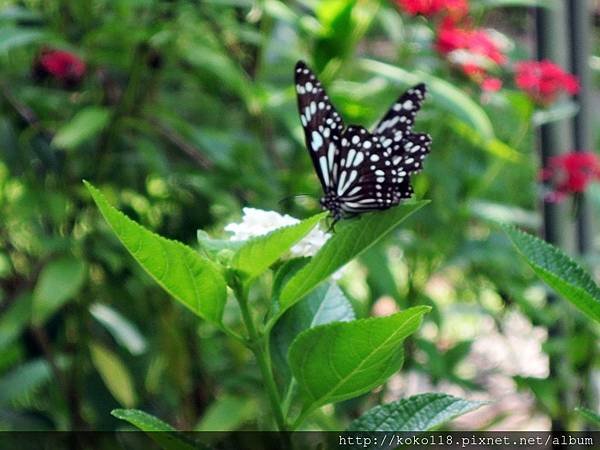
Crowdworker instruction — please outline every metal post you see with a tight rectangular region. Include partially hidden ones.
[567,0,593,254]
[534,2,574,432]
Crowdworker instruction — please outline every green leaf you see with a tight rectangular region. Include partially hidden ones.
[502,224,600,323]
[90,343,137,408]
[271,282,355,381]
[532,100,578,126]
[278,202,427,315]
[0,359,52,407]
[231,212,326,281]
[360,59,495,140]
[197,230,244,255]
[112,408,176,431]
[85,181,227,324]
[112,409,200,450]
[90,303,147,355]
[348,393,486,431]
[289,306,430,413]
[576,407,600,427]
[469,200,540,229]
[450,119,524,163]
[195,395,258,431]
[52,107,111,150]
[32,256,87,326]
[0,293,32,351]
[0,27,45,52]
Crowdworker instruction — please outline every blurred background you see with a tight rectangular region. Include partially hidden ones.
[0,0,599,432]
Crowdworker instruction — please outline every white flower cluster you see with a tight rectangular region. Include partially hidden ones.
[224,207,331,258]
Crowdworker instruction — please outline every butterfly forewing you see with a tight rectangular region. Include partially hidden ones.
[295,61,344,191]
[374,84,427,139]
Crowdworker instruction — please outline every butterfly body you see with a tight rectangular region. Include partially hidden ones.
[294,61,431,222]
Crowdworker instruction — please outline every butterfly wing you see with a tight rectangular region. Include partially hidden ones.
[373,83,427,141]
[334,126,412,214]
[373,83,431,176]
[295,61,345,193]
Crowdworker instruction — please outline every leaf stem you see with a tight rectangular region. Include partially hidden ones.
[234,279,288,432]
[281,379,297,418]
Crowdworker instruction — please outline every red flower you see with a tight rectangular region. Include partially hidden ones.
[515,60,579,105]
[481,77,502,92]
[33,49,86,87]
[540,152,600,202]
[435,18,507,82]
[396,0,468,20]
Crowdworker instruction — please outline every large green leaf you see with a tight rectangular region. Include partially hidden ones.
[31,256,87,326]
[271,282,355,381]
[112,409,200,450]
[90,343,137,408]
[360,59,495,140]
[503,225,600,323]
[278,202,427,315]
[289,306,430,414]
[231,212,325,280]
[348,393,486,431]
[85,181,227,324]
[52,107,111,150]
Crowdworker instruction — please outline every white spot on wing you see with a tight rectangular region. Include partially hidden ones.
[319,156,330,186]
[311,131,323,151]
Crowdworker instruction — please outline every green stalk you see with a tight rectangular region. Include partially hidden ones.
[234,280,288,432]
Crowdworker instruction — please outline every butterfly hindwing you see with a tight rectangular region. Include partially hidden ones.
[336,126,406,214]
[295,61,344,191]
[396,132,431,174]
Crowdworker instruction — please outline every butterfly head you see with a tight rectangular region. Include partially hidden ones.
[320,191,344,222]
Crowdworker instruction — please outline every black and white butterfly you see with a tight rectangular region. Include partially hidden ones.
[295,60,431,223]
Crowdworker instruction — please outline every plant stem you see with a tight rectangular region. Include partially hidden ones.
[234,280,288,432]
[281,379,297,418]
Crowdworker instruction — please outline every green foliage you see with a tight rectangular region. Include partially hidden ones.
[86,181,227,325]
[52,107,111,150]
[90,342,137,408]
[278,202,427,316]
[576,407,600,427]
[112,409,200,450]
[0,293,32,351]
[271,282,355,381]
[289,306,430,414]
[195,395,258,431]
[231,212,326,281]
[360,60,495,141]
[0,0,594,435]
[348,393,486,431]
[0,26,46,52]
[32,256,86,326]
[89,303,147,355]
[503,225,600,323]
[0,359,52,407]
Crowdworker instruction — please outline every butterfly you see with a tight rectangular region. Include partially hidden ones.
[295,60,431,223]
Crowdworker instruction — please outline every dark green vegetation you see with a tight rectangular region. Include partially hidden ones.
[0,0,599,434]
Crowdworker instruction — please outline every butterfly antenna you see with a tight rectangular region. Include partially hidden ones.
[277,194,316,205]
